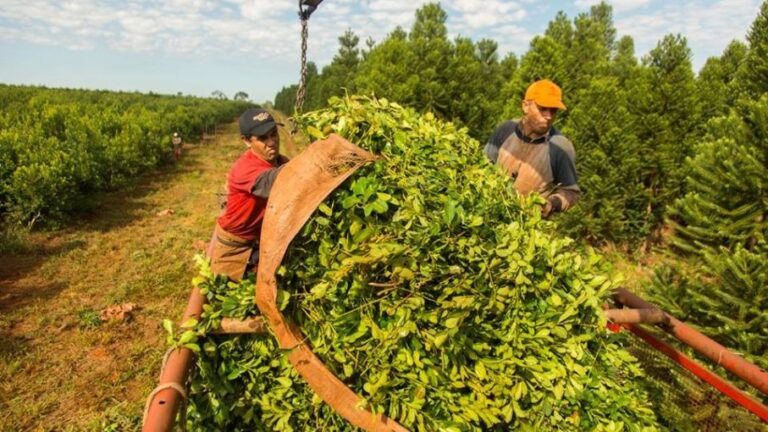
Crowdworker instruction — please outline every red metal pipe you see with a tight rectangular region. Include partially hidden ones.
[142,286,206,432]
[613,288,768,397]
[624,323,768,423]
[604,307,668,324]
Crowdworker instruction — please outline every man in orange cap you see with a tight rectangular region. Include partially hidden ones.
[484,79,580,217]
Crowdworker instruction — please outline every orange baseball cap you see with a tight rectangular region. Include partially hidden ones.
[524,79,566,110]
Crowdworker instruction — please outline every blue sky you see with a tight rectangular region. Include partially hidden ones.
[0,0,762,103]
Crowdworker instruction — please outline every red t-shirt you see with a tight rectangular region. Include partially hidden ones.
[217,151,280,241]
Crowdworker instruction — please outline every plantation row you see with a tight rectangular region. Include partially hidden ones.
[0,85,251,227]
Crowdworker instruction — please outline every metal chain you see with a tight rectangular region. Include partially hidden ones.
[295,17,309,113]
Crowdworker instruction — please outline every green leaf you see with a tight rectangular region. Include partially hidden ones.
[162,319,173,335]
[475,361,487,380]
[277,289,291,311]
[318,203,333,216]
[180,318,198,329]
[444,317,460,329]
[306,125,324,139]
[434,333,448,348]
[179,330,197,345]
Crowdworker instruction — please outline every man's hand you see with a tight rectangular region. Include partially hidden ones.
[542,200,553,218]
[542,196,563,218]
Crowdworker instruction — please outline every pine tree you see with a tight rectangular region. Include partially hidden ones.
[612,35,637,85]
[565,3,615,98]
[443,37,504,140]
[633,34,699,237]
[696,41,747,122]
[737,0,768,97]
[408,3,452,114]
[650,5,768,372]
[354,27,419,107]
[309,29,362,110]
[557,77,650,244]
[668,95,768,254]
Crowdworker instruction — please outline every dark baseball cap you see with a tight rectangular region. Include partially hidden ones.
[239,108,283,137]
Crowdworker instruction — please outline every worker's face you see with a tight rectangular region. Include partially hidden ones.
[522,100,558,135]
[246,127,280,163]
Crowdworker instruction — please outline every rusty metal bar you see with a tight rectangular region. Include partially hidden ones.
[142,286,206,432]
[613,288,768,397]
[213,317,266,334]
[624,323,768,423]
[604,307,668,324]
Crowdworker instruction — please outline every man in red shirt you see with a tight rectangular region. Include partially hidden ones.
[208,108,289,280]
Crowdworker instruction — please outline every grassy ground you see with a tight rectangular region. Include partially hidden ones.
[0,121,303,431]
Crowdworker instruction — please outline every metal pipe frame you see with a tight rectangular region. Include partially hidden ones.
[604,307,668,324]
[613,288,768,397]
[213,317,266,334]
[142,286,206,432]
[623,323,768,423]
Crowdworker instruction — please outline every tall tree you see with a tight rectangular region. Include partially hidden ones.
[612,35,638,84]
[737,0,768,97]
[558,77,649,244]
[650,4,768,372]
[308,29,362,110]
[408,3,452,113]
[634,34,698,236]
[696,41,748,122]
[653,94,768,371]
[565,3,616,105]
[544,11,573,48]
[443,37,504,139]
[354,27,419,107]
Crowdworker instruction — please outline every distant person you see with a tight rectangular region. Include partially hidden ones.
[484,79,580,217]
[207,109,289,281]
[172,132,183,161]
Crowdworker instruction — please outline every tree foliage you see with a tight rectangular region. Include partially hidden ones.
[272,1,768,252]
[0,85,250,227]
[649,4,768,375]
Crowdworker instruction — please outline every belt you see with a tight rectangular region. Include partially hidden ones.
[215,234,257,249]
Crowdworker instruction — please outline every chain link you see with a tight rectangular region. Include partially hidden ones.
[295,18,309,113]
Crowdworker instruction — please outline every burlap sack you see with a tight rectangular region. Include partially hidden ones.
[255,134,407,432]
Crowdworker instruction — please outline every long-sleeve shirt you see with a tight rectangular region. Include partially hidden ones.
[484,120,580,211]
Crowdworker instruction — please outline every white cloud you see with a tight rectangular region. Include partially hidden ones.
[449,0,525,28]
[487,23,534,57]
[368,0,425,12]
[0,0,304,57]
[574,0,652,13]
[0,0,762,81]
[615,0,760,59]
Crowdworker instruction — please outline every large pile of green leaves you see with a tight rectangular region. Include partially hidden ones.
[187,96,659,431]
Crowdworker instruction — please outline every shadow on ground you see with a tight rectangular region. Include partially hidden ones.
[0,144,209,299]
[75,146,208,233]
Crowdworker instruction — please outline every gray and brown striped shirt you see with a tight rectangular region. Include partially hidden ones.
[484,120,580,211]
